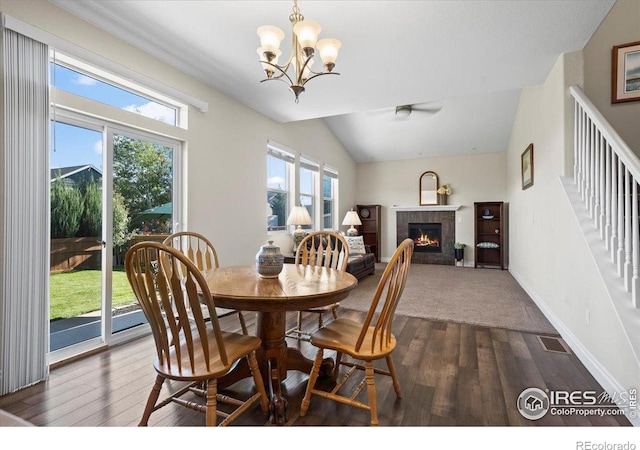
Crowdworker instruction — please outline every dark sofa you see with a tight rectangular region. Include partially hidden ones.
[346,246,376,279]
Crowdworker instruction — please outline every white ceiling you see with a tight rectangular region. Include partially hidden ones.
[51,0,615,162]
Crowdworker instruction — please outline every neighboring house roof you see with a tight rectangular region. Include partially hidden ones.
[50,165,102,183]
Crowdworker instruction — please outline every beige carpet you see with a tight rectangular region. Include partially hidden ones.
[341,263,558,335]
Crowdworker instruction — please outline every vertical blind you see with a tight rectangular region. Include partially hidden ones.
[1,28,50,394]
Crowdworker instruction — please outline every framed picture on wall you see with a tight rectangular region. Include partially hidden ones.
[521,143,534,190]
[612,40,640,103]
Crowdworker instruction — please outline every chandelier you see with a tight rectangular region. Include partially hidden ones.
[256,0,342,102]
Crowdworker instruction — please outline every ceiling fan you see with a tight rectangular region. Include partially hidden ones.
[365,101,444,120]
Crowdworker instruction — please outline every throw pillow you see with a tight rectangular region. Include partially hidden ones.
[345,236,366,255]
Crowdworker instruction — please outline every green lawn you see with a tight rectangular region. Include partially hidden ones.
[49,268,136,321]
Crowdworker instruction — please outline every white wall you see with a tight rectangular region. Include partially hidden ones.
[584,0,640,156]
[506,50,640,394]
[0,0,357,266]
[355,152,507,263]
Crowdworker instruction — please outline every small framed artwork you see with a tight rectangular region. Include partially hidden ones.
[521,143,534,190]
[612,41,640,104]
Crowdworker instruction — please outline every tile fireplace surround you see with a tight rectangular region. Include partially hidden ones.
[393,206,460,265]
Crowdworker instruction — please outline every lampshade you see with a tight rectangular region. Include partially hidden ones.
[292,20,321,50]
[316,38,341,70]
[287,205,312,226]
[342,210,362,226]
[257,25,285,54]
[257,47,281,64]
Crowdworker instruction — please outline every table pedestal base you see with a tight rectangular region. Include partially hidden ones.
[218,310,334,424]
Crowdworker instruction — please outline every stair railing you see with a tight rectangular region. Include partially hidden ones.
[571,85,640,308]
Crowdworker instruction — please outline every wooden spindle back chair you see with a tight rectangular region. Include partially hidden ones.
[300,238,414,425]
[286,231,349,340]
[125,241,268,426]
[163,231,248,334]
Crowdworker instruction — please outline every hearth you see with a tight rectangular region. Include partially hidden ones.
[408,223,442,253]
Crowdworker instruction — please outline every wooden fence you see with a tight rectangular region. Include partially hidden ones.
[50,234,169,273]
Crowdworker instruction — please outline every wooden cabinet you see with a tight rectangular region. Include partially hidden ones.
[474,202,505,269]
[356,204,381,262]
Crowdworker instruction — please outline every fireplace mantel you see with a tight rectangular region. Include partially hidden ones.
[391,205,461,212]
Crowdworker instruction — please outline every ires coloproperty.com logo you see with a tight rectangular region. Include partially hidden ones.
[517,387,637,420]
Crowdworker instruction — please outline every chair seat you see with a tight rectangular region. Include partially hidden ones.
[310,318,396,360]
[155,329,262,381]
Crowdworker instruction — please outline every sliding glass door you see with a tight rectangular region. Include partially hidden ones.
[110,131,176,337]
[49,120,104,352]
[49,116,179,359]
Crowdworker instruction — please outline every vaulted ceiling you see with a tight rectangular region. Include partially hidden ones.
[51,0,616,162]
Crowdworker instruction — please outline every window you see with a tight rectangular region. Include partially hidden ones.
[267,146,294,231]
[323,166,338,229]
[266,144,339,233]
[50,53,182,126]
[299,157,319,230]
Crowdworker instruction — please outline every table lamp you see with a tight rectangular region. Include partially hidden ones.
[287,205,312,252]
[342,209,362,236]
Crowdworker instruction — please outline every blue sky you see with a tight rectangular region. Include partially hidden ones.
[50,64,175,170]
[50,121,102,170]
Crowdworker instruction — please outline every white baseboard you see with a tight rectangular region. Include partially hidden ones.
[509,266,639,427]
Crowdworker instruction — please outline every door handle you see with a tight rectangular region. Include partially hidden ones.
[97,240,106,248]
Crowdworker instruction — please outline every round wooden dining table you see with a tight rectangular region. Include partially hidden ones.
[202,263,358,424]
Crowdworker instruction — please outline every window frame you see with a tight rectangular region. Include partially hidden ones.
[322,165,339,230]
[299,156,319,231]
[51,51,187,128]
[267,145,295,233]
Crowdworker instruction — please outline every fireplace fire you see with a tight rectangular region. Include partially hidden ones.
[408,223,442,253]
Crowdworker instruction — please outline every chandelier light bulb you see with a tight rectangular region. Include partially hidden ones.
[257,25,285,54]
[316,38,341,71]
[257,47,282,76]
[293,20,321,51]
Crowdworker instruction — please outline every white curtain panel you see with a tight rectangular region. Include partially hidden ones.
[1,28,50,395]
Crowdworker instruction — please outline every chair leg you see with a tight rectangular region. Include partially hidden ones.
[139,374,164,426]
[331,304,339,320]
[205,379,218,426]
[333,351,343,381]
[297,311,303,333]
[247,351,269,414]
[238,311,248,335]
[364,361,379,426]
[300,349,324,417]
[317,311,324,328]
[386,355,402,398]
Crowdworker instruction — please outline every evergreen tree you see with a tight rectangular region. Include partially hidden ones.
[50,177,82,238]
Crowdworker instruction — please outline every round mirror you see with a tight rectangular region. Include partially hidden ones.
[419,171,439,205]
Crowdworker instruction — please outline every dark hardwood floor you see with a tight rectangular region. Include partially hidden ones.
[0,309,631,428]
